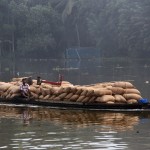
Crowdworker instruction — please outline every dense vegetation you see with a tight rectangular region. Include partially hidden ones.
[0,0,150,58]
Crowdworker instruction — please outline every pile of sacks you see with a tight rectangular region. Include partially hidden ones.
[0,77,143,104]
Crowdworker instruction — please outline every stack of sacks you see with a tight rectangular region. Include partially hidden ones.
[28,83,95,103]
[0,82,21,99]
[90,81,142,104]
[0,79,143,105]
[29,82,52,100]
[60,81,142,104]
[45,86,95,103]
[111,81,142,104]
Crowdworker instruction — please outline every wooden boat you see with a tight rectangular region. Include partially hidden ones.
[0,98,150,111]
[1,77,148,111]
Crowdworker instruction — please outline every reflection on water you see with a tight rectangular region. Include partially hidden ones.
[32,108,140,131]
[0,105,141,131]
[1,105,150,149]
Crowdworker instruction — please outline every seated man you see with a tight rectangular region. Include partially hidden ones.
[20,78,30,98]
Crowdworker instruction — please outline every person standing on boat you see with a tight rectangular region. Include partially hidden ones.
[20,78,30,98]
[37,76,42,85]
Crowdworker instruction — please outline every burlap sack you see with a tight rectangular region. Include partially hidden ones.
[62,87,71,93]
[51,87,61,95]
[32,84,40,88]
[82,96,90,103]
[124,89,141,95]
[70,95,79,102]
[127,99,138,104]
[7,85,20,94]
[51,87,62,95]
[96,95,115,103]
[40,88,48,97]
[114,95,127,103]
[58,93,68,99]
[10,81,18,85]
[41,83,52,89]
[61,81,74,87]
[1,91,8,98]
[106,82,115,86]
[29,86,37,93]
[108,87,124,95]
[123,94,142,100]
[53,97,61,101]
[13,82,21,86]
[32,79,37,84]
[86,89,94,96]
[0,91,2,96]
[65,93,74,99]
[91,83,104,88]
[44,89,51,95]
[10,93,21,99]
[107,101,115,104]
[39,95,44,99]
[49,95,56,100]
[43,95,50,100]
[80,90,88,96]
[70,87,77,94]
[113,82,134,88]
[94,89,112,96]
[36,87,42,95]
[95,97,102,103]
[0,83,12,92]
[75,88,83,95]
[30,92,39,99]
[6,93,11,99]
[77,96,85,102]
[88,96,96,103]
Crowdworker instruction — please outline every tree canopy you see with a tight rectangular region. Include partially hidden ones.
[0,0,150,58]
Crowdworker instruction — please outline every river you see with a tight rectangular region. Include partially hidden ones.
[0,104,150,150]
[0,58,150,149]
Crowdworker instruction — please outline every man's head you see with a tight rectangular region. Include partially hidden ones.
[22,78,26,84]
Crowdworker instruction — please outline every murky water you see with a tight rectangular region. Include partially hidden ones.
[1,58,150,99]
[1,58,150,149]
[0,105,150,150]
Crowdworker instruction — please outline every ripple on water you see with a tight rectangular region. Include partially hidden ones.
[0,146,8,149]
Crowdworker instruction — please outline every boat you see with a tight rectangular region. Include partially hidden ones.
[0,97,150,111]
[0,77,149,111]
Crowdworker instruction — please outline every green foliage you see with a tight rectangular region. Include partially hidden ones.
[0,0,150,58]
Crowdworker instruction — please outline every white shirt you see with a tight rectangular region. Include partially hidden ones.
[20,83,30,93]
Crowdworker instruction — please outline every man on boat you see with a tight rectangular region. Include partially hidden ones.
[37,76,42,85]
[20,78,30,98]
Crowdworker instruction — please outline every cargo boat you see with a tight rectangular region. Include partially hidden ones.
[0,77,149,111]
[0,98,150,111]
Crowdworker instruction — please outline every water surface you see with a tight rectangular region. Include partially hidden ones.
[0,105,150,150]
[1,58,150,149]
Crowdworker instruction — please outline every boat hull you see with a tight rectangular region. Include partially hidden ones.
[0,98,150,111]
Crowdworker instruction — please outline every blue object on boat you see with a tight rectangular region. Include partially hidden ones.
[139,98,149,104]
